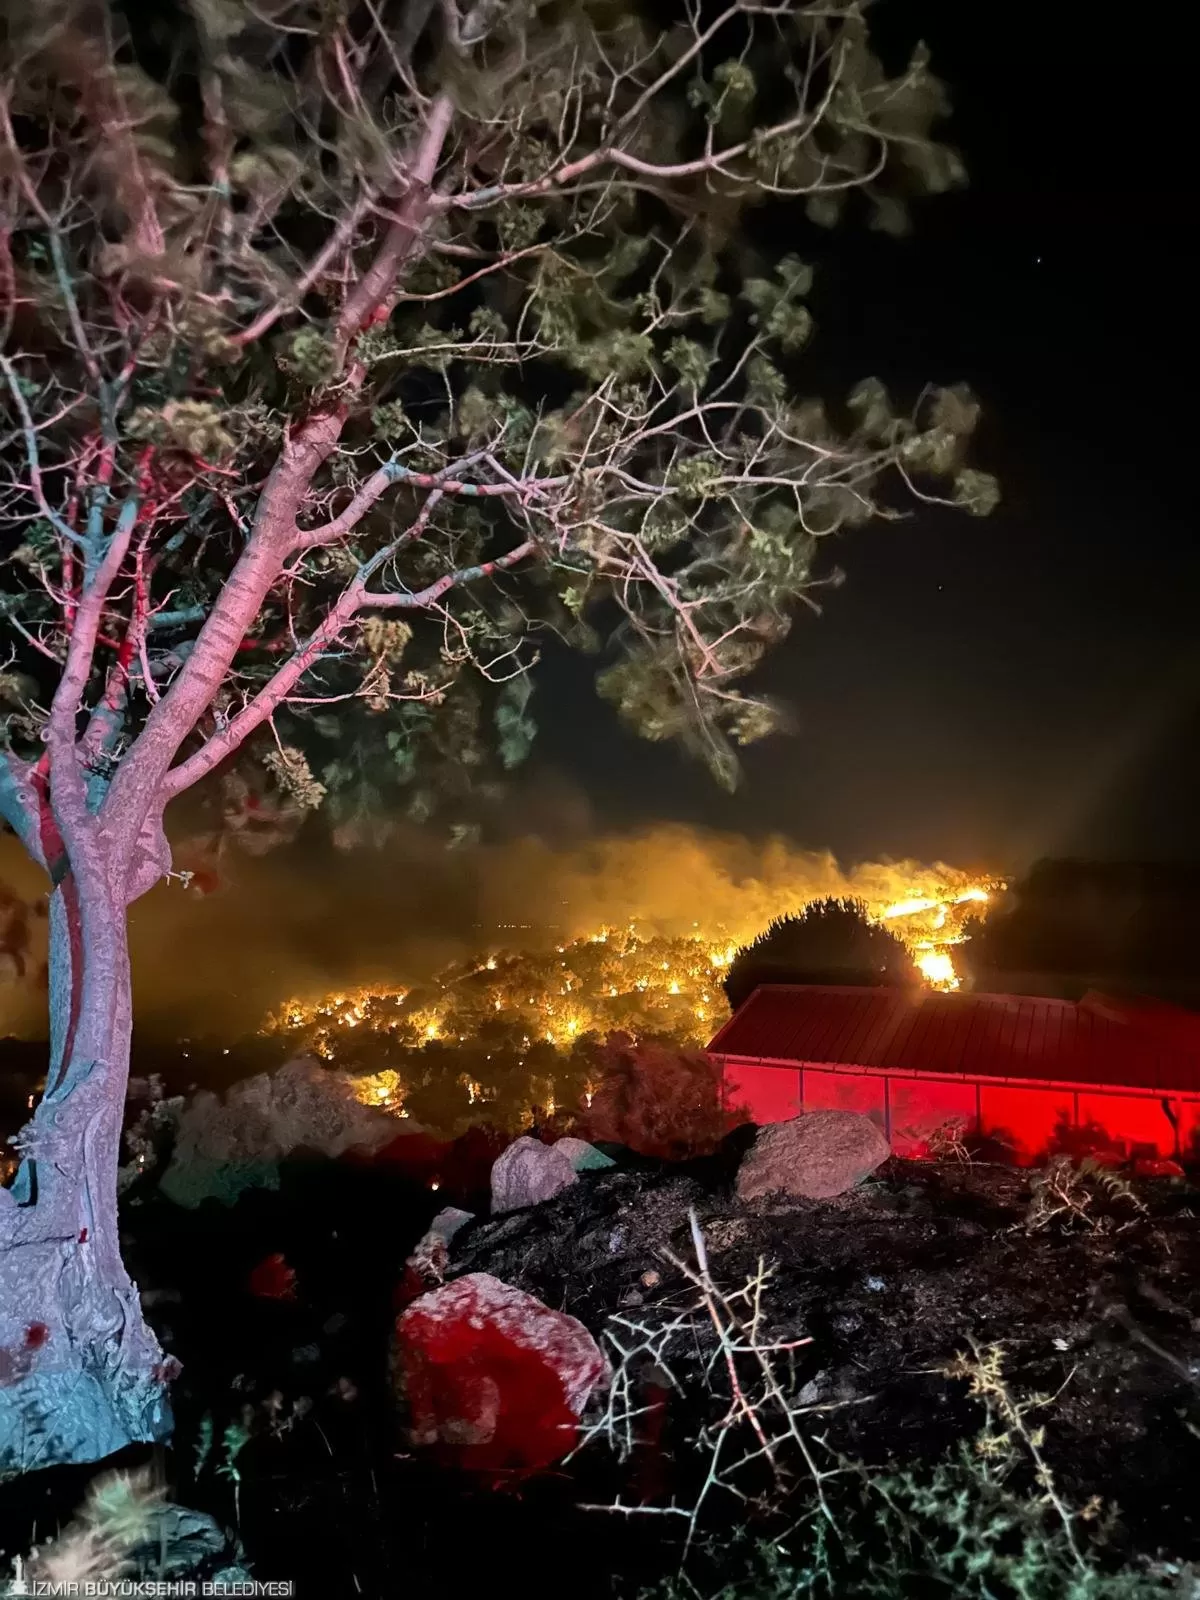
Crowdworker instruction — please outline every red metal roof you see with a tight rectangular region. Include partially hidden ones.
[707,985,1200,1096]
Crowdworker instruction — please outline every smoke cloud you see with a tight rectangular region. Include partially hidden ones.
[1,821,987,1043]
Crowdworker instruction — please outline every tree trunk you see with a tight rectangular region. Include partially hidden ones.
[0,853,171,1472]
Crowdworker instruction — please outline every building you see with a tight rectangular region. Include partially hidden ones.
[707,985,1200,1163]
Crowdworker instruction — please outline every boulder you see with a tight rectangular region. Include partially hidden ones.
[552,1136,616,1173]
[396,1208,477,1310]
[246,1252,297,1301]
[393,1272,609,1470]
[736,1111,891,1202]
[490,1136,577,1214]
[1133,1156,1184,1179]
[428,1206,476,1243]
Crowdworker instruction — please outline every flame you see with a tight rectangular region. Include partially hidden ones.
[264,867,999,1106]
[880,896,940,919]
[915,950,959,990]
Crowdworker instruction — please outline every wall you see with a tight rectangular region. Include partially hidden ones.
[719,1056,1198,1164]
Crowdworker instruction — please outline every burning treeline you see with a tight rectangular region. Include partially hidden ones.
[2,827,998,1048]
[265,834,999,1125]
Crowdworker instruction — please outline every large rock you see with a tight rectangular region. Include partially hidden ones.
[490,1136,577,1214]
[160,1058,399,1207]
[552,1136,616,1173]
[393,1273,609,1470]
[736,1111,891,1201]
[397,1208,478,1309]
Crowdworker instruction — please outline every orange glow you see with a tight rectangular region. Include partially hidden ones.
[265,869,999,1101]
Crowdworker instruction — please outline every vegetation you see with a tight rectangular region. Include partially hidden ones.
[582,1033,737,1159]
[724,895,917,1009]
[4,1466,249,1589]
[0,0,993,1465]
[594,1223,1196,1600]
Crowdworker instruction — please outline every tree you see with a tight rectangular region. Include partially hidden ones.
[0,0,994,1466]
[724,897,917,1009]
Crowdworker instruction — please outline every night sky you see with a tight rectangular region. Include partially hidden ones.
[534,3,1195,871]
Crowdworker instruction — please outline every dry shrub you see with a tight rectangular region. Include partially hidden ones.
[583,1033,744,1160]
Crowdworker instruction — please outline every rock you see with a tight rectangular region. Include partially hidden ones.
[397,1209,476,1309]
[246,1253,297,1301]
[393,1272,609,1470]
[1133,1157,1184,1179]
[797,1374,826,1406]
[552,1136,616,1173]
[490,1136,578,1214]
[428,1206,475,1242]
[736,1111,891,1202]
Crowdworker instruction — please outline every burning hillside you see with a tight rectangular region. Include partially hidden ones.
[265,868,999,1127]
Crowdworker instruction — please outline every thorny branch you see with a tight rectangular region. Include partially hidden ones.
[576,1209,851,1556]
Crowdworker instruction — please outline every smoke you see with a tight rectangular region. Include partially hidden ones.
[472,827,984,946]
[2,822,986,1043]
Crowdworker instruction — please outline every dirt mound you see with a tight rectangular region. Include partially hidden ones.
[450,1155,1200,1556]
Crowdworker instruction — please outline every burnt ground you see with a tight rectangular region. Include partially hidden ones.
[451,1156,1200,1560]
[3,1147,1199,1597]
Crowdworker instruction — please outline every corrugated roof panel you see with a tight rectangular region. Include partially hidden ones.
[943,997,978,1072]
[708,985,1200,1096]
[1042,1002,1066,1071]
[888,997,933,1073]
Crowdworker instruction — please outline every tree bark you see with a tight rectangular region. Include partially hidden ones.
[0,846,171,1472]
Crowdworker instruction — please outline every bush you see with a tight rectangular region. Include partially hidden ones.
[6,1466,250,1589]
[594,1230,1193,1600]
[724,897,917,1010]
[582,1033,742,1160]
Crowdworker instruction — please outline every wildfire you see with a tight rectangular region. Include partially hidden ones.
[264,871,998,1116]
[878,884,999,992]
[913,949,958,988]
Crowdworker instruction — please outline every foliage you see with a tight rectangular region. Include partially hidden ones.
[644,1484,1196,1598]
[582,1033,739,1159]
[117,1074,185,1194]
[593,1230,1192,1600]
[0,0,998,860]
[6,1466,250,1588]
[1023,1156,1148,1235]
[724,896,917,1009]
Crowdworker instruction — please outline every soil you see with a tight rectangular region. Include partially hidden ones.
[452,1153,1200,1553]
[3,1139,1199,1598]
